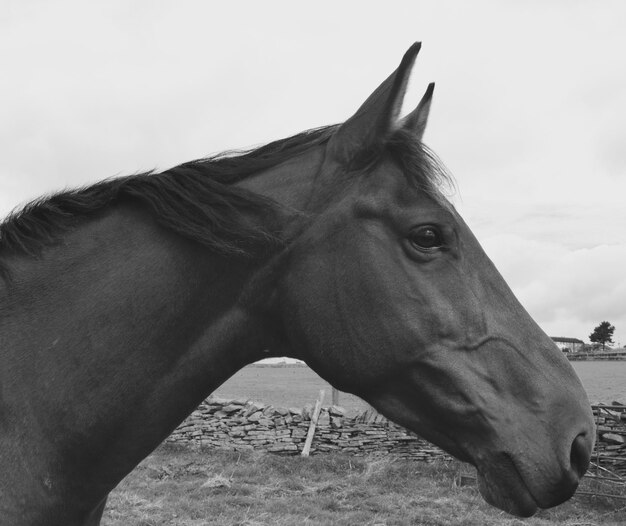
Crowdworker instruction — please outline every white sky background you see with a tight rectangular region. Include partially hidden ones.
[1,1,625,346]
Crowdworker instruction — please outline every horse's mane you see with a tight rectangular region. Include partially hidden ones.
[0,124,452,269]
[0,126,336,264]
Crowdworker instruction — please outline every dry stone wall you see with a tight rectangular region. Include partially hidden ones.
[166,397,626,475]
[593,404,626,477]
[166,396,452,461]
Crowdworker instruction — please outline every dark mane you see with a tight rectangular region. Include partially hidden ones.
[0,126,337,265]
[0,124,453,273]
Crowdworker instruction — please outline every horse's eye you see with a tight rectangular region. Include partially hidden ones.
[409,226,443,250]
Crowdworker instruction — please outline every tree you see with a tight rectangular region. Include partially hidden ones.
[589,321,615,351]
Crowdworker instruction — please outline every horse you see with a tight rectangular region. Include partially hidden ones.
[0,43,594,524]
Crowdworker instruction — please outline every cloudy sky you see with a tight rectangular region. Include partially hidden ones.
[1,1,625,346]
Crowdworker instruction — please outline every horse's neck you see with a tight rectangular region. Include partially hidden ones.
[0,204,272,518]
[0,145,324,520]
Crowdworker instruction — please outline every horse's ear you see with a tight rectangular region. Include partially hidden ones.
[328,42,422,164]
[401,82,434,141]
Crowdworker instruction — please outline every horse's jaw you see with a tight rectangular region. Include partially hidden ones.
[476,463,540,517]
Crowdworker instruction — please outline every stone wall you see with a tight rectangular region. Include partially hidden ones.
[166,396,452,461]
[593,404,626,477]
[166,397,626,476]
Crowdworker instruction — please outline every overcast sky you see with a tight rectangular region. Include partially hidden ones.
[1,1,624,346]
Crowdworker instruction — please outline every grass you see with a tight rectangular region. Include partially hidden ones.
[101,445,626,526]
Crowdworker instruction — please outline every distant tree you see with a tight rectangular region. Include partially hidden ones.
[589,321,615,351]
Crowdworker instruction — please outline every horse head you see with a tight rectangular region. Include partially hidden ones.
[277,43,594,517]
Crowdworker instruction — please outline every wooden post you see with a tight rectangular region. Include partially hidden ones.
[301,389,325,457]
[332,387,339,406]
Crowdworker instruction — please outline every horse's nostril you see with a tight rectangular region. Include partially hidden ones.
[570,433,591,479]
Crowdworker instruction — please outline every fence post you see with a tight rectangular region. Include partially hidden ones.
[301,390,325,457]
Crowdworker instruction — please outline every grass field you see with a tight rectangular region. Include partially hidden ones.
[213,365,368,415]
[101,445,626,526]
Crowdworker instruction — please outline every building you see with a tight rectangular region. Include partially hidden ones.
[551,337,584,353]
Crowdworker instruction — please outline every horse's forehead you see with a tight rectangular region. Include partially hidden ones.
[353,161,399,198]
[354,160,443,215]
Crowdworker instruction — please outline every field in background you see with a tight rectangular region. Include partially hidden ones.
[213,361,626,414]
[572,361,626,403]
[101,446,625,526]
[214,365,369,415]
